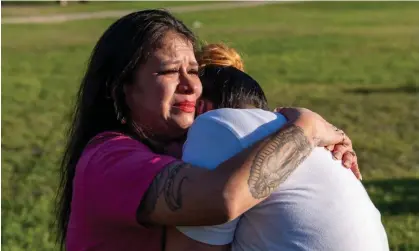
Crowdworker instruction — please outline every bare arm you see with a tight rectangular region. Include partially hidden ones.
[137,122,313,226]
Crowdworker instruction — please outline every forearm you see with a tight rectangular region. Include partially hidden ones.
[138,163,231,226]
[137,123,314,226]
[215,122,314,219]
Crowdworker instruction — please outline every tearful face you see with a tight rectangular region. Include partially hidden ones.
[124,31,203,141]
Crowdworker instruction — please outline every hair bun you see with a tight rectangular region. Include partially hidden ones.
[197,43,244,71]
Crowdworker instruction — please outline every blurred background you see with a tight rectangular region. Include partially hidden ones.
[2,1,419,250]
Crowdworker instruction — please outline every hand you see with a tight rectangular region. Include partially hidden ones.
[324,135,360,180]
[276,107,344,146]
[276,107,361,180]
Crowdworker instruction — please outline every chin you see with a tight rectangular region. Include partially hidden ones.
[172,113,195,131]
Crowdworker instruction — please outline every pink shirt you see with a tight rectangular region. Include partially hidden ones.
[66,131,176,251]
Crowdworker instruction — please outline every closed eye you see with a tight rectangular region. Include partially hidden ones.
[157,68,179,75]
[188,69,199,75]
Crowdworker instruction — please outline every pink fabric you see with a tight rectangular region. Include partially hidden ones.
[66,131,176,251]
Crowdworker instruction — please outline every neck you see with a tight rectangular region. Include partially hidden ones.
[129,121,186,157]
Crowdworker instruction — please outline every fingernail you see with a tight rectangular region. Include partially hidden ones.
[359,174,363,180]
[344,161,351,168]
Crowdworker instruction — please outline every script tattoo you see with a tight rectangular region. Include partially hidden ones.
[248,124,313,199]
[137,162,190,223]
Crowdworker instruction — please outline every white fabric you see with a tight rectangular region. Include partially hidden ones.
[179,108,389,251]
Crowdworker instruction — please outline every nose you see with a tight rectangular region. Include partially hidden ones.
[176,72,202,96]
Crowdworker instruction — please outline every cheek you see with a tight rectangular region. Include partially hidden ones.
[157,78,178,115]
[147,76,174,100]
[159,78,178,103]
[128,80,167,116]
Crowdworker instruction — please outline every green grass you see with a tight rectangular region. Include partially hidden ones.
[1,1,207,17]
[2,2,419,250]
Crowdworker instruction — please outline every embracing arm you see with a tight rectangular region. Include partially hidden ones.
[137,122,313,226]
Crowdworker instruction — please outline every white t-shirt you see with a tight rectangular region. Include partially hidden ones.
[178,108,389,251]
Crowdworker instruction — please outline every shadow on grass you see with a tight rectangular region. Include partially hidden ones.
[390,243,419,251]
[364,178,419,216]
[346,85,418,95]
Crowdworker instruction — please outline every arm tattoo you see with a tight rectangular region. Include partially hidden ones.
[248,124,313,199]
[164,163,189,211]
[137,162,190,223]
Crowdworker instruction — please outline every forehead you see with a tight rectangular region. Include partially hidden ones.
[152,32,196,62]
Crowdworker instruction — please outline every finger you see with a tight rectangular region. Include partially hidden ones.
[333,129,352,149]
[325,145,335,151]
[341,132,352,147]
[322,127,346,147]
[350,162,362,180]
[342,151,357,169]
[332,144,349,160]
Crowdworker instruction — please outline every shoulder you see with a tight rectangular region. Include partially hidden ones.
[79,131,176,176]
[86,131,148,152]
[182,109,288,169]
[193,108,288,141]
[73,132,179,227]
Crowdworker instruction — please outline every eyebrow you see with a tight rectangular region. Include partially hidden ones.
[161,60,199,67]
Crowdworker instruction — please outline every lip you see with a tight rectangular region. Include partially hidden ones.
[173,101,196,113]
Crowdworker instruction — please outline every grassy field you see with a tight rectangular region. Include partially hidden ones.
[2,2,419,250]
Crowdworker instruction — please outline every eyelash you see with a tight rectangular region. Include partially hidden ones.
[189,69,199,75]
[158,68,199,75]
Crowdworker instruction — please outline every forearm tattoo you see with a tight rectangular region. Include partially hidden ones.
[137,162,190,223]
[248,124,313,199]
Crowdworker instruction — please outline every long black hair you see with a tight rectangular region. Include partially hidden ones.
[56,9,197,249]
[199,65,269,110]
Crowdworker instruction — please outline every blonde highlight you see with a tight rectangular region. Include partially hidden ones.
[197,43,245,71]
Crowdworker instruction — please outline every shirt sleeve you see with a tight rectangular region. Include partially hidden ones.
[84,135,177,228]
[178,115,244,245]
